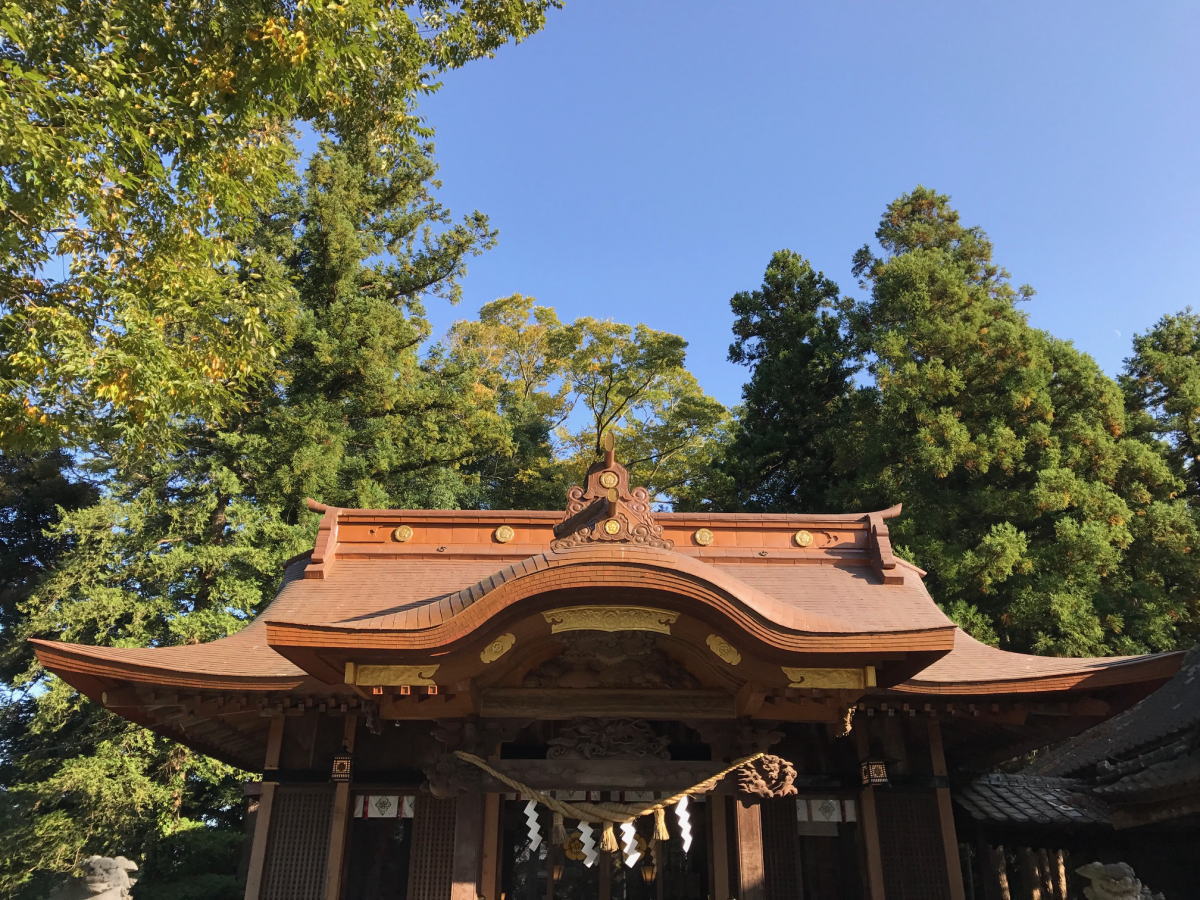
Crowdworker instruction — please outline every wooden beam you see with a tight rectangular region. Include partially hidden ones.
[451,793,484,900]
[855,724,886,900]
[243,715,285,900]
[735,682,767,717]
[734,797,765,900]
[927,718,966,900]
[709,795,731,900]
[480,688,735,719]
[322,713,358,900]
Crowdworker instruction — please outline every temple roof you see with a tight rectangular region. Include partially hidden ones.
[954,773,1111,827]
[30,449,1188,771]
[1029,645,1200,777]
[32,503,1178,695]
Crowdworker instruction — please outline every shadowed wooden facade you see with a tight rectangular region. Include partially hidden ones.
[34,449,1182,899]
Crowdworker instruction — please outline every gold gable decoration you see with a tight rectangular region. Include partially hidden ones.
[551,434,673,551]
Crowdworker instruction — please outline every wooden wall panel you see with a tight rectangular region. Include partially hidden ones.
[262,786,334,900]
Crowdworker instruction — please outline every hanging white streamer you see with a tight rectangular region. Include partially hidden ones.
[524,800,542,851]
[676,795,692,854]
[578,823,598,868]
[619,821,641,868]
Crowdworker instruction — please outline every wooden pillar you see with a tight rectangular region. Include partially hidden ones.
[927,718,966,900]
[244,715,285,900]
[709,795,731,900]
[451,792,485,900]
[479,793,501,900]
[598,851,611,900]
[855,724,886,900]
[322,713,358,900]
[1053,849,1068,900]
[991,845,1011,900]
[1018,848,1042,900]
[734,797,765,900]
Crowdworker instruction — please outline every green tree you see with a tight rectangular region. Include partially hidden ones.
[718,188,1199,655]
[1122,309,1200,499]
[704,249,858,512]
[1,0,556,459]
[450,295,729,507]
[1,137,511,897]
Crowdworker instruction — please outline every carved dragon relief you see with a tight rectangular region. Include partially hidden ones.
[551,434,673,551]
[546,718,671,760]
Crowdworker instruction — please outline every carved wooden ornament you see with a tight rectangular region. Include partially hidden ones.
[551,440,672,551]
[542,606,679,635]
[736,754,798,799]
[480,633,516,664]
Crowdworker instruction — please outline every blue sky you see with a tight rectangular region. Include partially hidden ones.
[417,1,1199,408]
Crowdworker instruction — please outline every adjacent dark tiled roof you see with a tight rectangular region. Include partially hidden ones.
[1094,754,1200,799]
[1029,646,1200,777]
[954,773,1110,826]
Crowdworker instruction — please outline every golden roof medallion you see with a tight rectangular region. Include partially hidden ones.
[494,525,515,544]
[392,525,414,543]
[480,633,516,664]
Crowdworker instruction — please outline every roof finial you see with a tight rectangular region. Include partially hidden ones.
[552,432,672,552]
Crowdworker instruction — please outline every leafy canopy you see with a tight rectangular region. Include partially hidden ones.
[0,0,557,458]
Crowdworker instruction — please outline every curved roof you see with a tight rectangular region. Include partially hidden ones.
[891,629,1179,695]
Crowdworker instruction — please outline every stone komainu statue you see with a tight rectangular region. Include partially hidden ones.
[1076,862,1164,900]
[47,856,138,900]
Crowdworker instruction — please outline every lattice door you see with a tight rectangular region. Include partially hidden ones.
[406,795,457,900]
[761,798,801,900]
[261,785,334,900]
[875,789,951,900]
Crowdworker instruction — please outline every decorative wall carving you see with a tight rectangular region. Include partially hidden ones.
[522,632,699,690]
[546,718,671,760]
[705,633,741,666]
[493,525,515,544]
[693,528,715,546]
[781,666,871,690]
[479,633,516,664]
[345,663,439,686]
[542,606,678,635]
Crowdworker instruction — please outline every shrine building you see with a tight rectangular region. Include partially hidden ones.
[33,447,1182,900]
